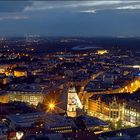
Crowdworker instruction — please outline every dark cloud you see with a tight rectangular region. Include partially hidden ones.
[0,1,32,12]
[0,1,140,37]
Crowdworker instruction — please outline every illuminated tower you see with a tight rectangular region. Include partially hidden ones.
[67,87,83,117]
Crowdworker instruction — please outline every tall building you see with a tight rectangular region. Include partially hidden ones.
[67,87,77,117]
[67,87,83,117]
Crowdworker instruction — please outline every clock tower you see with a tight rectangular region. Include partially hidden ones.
[67,86,84,117]
[67,87,77,117]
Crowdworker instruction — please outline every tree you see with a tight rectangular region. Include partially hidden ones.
[116,119,123,130]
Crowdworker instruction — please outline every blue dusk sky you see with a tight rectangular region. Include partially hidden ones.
[0,0,140,37]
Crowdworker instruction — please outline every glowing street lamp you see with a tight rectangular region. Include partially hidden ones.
[49,103,55,110]
[16,132,24,140]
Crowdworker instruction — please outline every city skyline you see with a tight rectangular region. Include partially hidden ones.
[0,1,140,139]
[0,0,140,37]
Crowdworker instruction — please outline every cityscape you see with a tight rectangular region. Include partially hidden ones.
[0,1,140,140]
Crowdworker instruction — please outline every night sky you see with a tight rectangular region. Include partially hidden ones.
[0,0,140,37]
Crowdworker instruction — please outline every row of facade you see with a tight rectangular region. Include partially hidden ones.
[88,92,140,126]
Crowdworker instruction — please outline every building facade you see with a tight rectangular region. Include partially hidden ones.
[8,91,44,106]
[88,93,140,126]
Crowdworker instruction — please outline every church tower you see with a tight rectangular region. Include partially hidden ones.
[67,86,83,117]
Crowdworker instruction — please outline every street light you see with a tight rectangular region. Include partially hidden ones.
[49,103,55,110]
